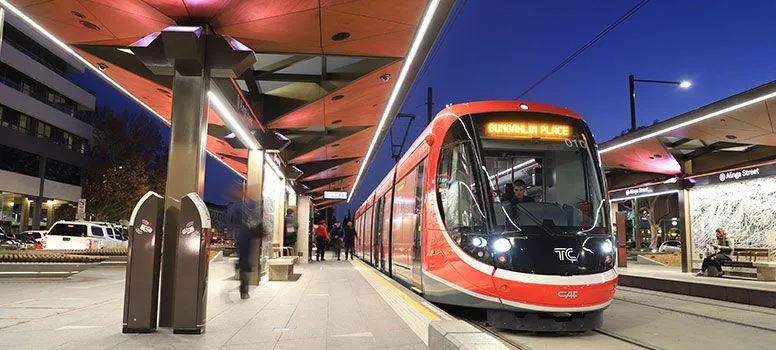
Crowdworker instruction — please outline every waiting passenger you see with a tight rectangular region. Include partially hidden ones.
[283,209,298,251]
[512,179,535,204]
[331,221,344,261]
[343,220,357,260]
[698,228,735,277]
[314,220,330,262]
[225,183,261,300]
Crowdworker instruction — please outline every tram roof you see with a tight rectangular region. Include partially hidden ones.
[2,0,455,209]
[600,80,776,189]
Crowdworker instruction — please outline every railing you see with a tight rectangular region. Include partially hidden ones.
[0,116,90,155]
[0,75,91,123]
[2,37,69,78]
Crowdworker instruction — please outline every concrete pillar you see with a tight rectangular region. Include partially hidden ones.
[246,149,264,285]
[680,189,693,273]
[19,197,29,232]
[296,196,312,264]
[273,177,286,247]
[32,156,46,230]
[46,202,55,229]
[158,68,211,327]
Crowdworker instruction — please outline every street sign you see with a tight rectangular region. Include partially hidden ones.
[76,198,86,220]
[323,191,347,200]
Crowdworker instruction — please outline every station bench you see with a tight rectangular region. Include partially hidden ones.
[268,256,298,281]
[719,248,776,281]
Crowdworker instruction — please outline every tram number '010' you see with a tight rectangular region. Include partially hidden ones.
[564,139,588,149]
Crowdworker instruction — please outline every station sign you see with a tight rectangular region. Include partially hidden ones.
[485,121,572,140]
[690,162,776,186]
[609,182,681,202]
[323,191,348,200]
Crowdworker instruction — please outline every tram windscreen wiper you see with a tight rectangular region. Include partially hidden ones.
[510,202,557,237]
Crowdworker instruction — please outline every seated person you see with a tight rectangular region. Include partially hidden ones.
[698,228,735,277]
[511,179,535,204]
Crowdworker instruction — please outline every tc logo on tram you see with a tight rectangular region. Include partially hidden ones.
[557,291,579,299]
[553,247,578,262]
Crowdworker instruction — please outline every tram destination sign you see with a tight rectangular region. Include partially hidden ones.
[485,121,572,140]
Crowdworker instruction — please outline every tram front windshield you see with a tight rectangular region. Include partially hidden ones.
[437,113,607,236]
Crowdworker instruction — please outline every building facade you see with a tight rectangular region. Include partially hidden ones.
[0,11,95,233]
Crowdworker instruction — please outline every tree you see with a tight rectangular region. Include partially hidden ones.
[642,197,669,250]
[82,108,168,222]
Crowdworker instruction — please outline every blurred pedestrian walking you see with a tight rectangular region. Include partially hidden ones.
[343,220,357,260]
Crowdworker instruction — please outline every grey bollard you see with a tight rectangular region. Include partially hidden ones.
[172,193,212,334]
[123,191,165,333]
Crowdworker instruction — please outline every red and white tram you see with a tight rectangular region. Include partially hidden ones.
[354,101,617,331]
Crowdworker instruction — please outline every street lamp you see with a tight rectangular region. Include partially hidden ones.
[629,75,692,132]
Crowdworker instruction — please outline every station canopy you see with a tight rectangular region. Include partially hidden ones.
[4,0,452,209]
[600,81,776,188]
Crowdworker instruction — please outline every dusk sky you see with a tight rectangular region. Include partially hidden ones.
[74,1,776,214]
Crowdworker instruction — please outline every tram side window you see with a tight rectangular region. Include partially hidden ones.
[437,143,486,240]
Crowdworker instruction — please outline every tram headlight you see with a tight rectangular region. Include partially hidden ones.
[601,239,613,254]
[471,237,487,248]
[493,238,512,253]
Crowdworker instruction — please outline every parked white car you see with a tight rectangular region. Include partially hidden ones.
[658,240,682,253]
[44,221,119,250]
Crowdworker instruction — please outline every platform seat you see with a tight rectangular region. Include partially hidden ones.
[752,262,776,281]
[268,256,298,281]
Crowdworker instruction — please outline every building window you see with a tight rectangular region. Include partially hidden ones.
[45,158,81,186]
[0,144,40,177]
[37,122,51,139]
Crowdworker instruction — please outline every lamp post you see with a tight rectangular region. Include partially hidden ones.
[629,75,692,132]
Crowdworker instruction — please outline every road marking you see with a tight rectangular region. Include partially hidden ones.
[354,260,441,321]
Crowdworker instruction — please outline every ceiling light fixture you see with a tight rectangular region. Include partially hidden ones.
[599,90,776,154]
[208,91,259,151]
[0,0,249,180]
[348,0,442,202]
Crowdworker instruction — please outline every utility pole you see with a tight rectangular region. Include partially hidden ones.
[426,86,433,125]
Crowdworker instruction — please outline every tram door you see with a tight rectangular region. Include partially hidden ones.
[373,197,384,269]
[411,162,426,289]
[381,193,392,274]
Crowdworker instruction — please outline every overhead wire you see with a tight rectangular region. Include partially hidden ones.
[515,0,651,99]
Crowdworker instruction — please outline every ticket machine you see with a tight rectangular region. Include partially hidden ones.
[172,193,212,334]
[122,191,165,333]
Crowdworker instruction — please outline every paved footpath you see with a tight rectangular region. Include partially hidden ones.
[0,252,427,350]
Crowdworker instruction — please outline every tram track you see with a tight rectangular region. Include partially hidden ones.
[468,319,665,350]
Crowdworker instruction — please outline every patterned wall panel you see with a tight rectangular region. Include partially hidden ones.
[690,176,776,256]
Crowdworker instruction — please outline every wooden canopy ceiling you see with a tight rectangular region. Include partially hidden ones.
[7,0,446,208]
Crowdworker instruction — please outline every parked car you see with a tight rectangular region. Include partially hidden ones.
[10,233,37,249]
[658,240,682,253]
[0,227,25,250]
[44,221,117,250]
[20,230,47,250]
[91,222,128,248]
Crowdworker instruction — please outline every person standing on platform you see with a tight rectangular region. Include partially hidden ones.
[343,220,357,260]
[225,183,261,300]
[314,219,330,261]
[283,209,298,253]
[331,221,344,260]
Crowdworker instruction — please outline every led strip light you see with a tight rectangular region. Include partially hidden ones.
[0,0,249,179]
[599,90,776,154]
[347,0,441,202]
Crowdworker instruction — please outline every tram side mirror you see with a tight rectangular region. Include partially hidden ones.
[424,134,435,147]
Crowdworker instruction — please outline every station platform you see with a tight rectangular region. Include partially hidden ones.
[618,264,776,308]
[0,251,504,349]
